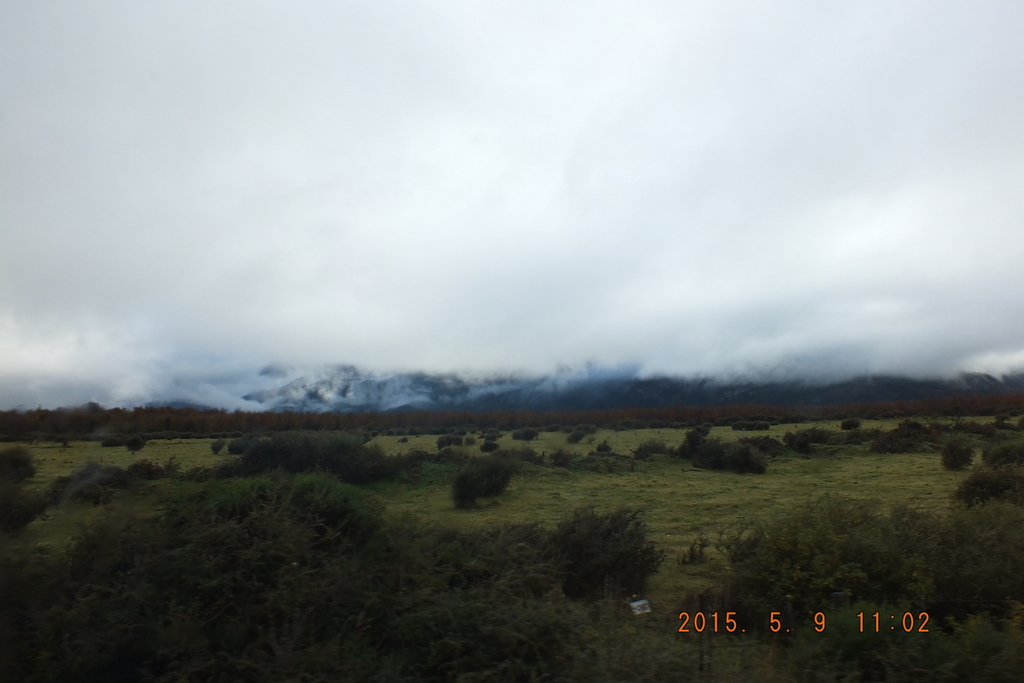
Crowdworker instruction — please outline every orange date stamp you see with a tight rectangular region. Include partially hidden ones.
[677,610,931,634]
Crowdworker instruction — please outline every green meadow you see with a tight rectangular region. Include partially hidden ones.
[14,420,974,605]
[7,415,1024,681]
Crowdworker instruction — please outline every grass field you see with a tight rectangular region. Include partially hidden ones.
[12,420,977,610]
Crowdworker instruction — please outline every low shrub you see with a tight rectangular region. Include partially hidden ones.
[676,425,710,458]
[566,430,587,444]
[952,466,1024,508]
[952,420,997,438]
[677,533,710,566]
[982,442,1024,467]
[125,458,175,480]
[210,438,226,454]
[691,439,767,474]
[549,448,573,468]
[224,432,401,485]
[47,462,132,506]
[594,440,612,454]
[549,506,665,600]
[511,427,539,441]
[436,434,463,449]
[0,446,35,483]
[100,435,124,447]
[633,439,669,460]
[840,418,862,430]
[738,435,787,458]
[0,480,45,532]
[451,455,518,509]
[124,435,147,454]
[227,436,259,455]
[941,436,974,471]
[494,447,545,466]
[869,419,943,454]
[480,440,499,452]
[731,421,770,431]
[719,496,932,618]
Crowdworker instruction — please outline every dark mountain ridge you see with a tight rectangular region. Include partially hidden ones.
[237,367,1024,413]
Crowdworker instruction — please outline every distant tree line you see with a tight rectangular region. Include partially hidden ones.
[1,394,1022,442]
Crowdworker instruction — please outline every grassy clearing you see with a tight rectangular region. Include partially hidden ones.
[13,421,971,608]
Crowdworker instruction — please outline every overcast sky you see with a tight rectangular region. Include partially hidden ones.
[2,1,1024,408]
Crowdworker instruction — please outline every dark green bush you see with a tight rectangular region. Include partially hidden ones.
[494,446,544,466]
[226,435,258,455]
[720,497,933,618]
[633,439,669,460]
[0,446,35,483]
[951,466,1024,508]
[511,427,539,441]
[0,479,45,532]
[225,432,400,485]
[124,435,146,454]
[952,420,997,438]
[549,448,573,468]
[691,439,767,474]
[47,462,132,506]
[99,435,124,447]
[982,442,1024,467]
[676,425,710,458]
[210,438,226,454]
[436,434,463,449]
[549,507,665,600]
[870,420,936,454]
[594,439,612,453]
[124,458,176,480]
[479,439,500,453]
[738,435,787,457]
[731,421,770,431]
[941,436,974,471]
[840,418,862,430]
[566,429,587,444]
[451,455,518,509]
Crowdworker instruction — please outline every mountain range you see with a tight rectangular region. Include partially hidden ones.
[222,366,1024,413]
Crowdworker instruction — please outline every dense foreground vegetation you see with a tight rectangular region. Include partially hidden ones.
[4,412,1024,680]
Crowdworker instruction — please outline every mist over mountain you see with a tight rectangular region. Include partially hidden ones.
[224,366,1024,414]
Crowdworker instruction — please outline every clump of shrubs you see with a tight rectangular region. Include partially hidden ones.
[494,447,545,466]
[982,442,1024,467]
[451,455,519,509]
[479,440,499,452]
[47,462,132,506]
[840,418,862,430]
[676,425,711,458]
[222,432,401,485]
[632,439,669,460]
[124,435,147,454]
[0,446,36,482]
[511,427,539,441]
[125,458,175,480]
[594,439,613,454]
[0,447,44,533]
[436,434,463,449]
[690,439,767,474]
[952,466,1024,508]
[738,435,787,457]
[731,421,770,431]
[100,435,124,447]
[549,448,573,468]
[549,506,665,600]
[941,436,974,471]
[210,438,226,454]
[784,427,842,454]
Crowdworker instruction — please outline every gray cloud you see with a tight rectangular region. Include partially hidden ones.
[3,1,1024,408]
